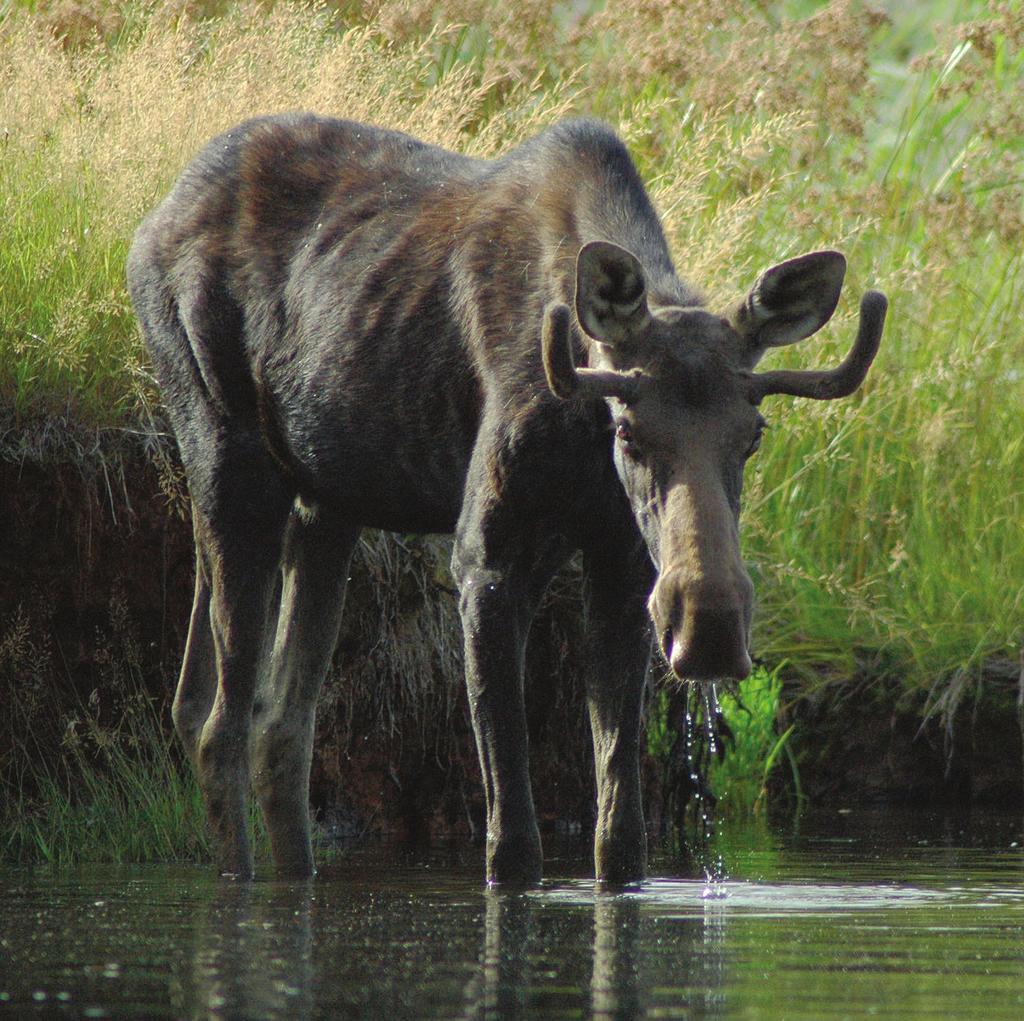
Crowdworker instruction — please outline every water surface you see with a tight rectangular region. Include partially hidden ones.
[1,810,1022,1019]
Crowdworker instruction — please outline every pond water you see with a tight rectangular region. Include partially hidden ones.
[1,809,1022,1019]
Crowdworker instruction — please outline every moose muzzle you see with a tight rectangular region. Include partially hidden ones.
[650,566,754,682]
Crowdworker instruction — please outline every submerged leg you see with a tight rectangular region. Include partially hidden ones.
[456,563,543,885]
[453,489,567,886]
[192,455,293,879]
[582,546,655,886]
[252,507,358,877]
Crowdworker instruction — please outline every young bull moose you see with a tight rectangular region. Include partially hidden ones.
[128,114,887,886]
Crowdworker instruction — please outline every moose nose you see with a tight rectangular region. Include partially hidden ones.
[650,569,753,682]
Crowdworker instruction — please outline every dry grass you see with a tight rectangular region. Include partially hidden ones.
[0,1,579,438]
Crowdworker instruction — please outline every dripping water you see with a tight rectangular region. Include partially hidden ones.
[662,678,733,895]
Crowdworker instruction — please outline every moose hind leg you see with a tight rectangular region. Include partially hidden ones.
[172,522,216,767]
[252,507,358,877]
[191,456,293,879]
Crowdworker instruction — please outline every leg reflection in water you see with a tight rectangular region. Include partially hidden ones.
[591,894,642,1020]
[459,891,534,1019]
[592,891,728,1020]
[168,873,729,1018]
[459,885,730,1019]
[173,880,315,1020]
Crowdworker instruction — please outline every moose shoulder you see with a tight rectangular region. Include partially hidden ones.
[127,114,886,886]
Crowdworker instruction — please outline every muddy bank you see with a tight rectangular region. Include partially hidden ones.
[782,662,1023,809]
[0,444,611,840]
[2,445,1021,845]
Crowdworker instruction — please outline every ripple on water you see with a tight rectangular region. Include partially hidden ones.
[533,876,982,918]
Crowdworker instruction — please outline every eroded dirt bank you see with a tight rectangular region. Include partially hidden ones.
[2,447,1020,845]
[0,446,612,839]
[784,665,1023,809]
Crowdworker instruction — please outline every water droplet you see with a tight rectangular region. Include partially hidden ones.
[701,882,728,901]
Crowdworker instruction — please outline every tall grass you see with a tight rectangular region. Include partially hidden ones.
[1,0,1021,839]
[0,596,212,864]
[1,688,210,865]
[0,0,579,440]
[740,2,1024,696]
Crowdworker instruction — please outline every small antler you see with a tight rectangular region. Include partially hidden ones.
[750,291,888,401]
[541,302,644,403]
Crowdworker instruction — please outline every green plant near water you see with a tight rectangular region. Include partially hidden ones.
[648,667,799,823]
[1,690,210,866]
[0,588,285,865]
[0,0,1022,848]
[710,666,801,814]
[0,581,226,860]
[0,604,212,864]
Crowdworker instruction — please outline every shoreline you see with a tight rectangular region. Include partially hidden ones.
[3,437,1020,861]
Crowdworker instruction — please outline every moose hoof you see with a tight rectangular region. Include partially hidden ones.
[594,837,647,889]
[486,835,543,888]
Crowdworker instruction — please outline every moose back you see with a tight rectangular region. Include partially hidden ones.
[128,114,886,885]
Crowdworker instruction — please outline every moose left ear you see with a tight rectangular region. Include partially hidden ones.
[731,251,846,365]
[575,240,652,346]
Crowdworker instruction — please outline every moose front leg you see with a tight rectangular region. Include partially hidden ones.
[582,548,655,886]
[454,417,575,885]
[455,561,545,887]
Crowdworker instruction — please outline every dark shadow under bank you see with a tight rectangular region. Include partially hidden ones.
[783,663,1024,809]
[2,443,1021,846]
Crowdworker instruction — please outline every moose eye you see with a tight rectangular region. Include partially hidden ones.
[615,419,641,459]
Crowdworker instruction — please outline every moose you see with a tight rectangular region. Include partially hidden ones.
[128,114,886,886]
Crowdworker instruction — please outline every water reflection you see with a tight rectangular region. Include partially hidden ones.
[591,894,642,1020]
[458,893,532,1019]
[450,884,732,1021]
[2,813,1022,1019]
[163,878,737,1019]
[592,891,731,1020]
[172,880,316,1020]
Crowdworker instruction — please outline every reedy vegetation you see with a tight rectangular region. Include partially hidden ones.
[1,0,1021,850]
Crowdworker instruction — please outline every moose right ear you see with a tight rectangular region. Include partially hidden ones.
[731,250,846,366]
[575,241,651,345]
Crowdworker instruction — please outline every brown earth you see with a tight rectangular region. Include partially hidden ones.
[783,663,1023,810]
[2,444,1020,850]
[0,445,619,841]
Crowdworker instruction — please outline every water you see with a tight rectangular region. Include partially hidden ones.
[1,810,1022,1019]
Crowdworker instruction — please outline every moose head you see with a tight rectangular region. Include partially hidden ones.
[543,241,887,682]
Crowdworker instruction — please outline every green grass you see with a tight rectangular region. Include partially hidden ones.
[0,162,141,429]
[710,667,801,815]
[1,0,1021,842]
[1,683,213,866]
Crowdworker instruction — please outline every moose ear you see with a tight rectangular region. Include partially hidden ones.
[575,241,651,345]
[731,251,846,365]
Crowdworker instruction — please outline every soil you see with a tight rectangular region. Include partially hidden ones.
[784,664,1023,809]
[3,446,1021,847]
